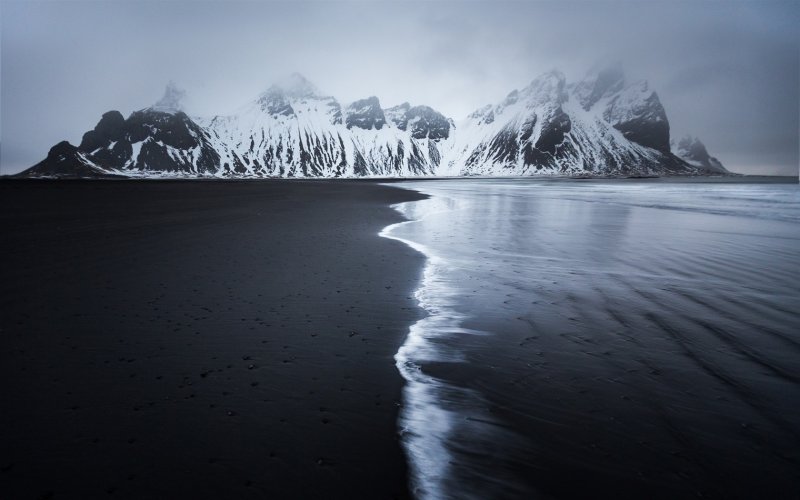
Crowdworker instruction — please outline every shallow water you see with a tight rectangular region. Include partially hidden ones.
[381,179,800,499]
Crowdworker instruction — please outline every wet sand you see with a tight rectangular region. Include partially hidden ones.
[0,180,426,499]
[385,179,800,499]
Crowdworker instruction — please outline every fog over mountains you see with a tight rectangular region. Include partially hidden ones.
[3,1,797,176]
[18,68,729,178]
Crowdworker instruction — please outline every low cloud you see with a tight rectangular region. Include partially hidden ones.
[1,0,797,175]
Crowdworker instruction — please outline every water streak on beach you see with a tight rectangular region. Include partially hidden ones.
[382,179,800,499]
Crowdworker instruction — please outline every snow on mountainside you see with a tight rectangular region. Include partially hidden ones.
[440,65,691,176]
[195,74,446,177]
[673,135,728,174]
[19,69,727,178]
[24,104,220,179]
[21,141,126,179]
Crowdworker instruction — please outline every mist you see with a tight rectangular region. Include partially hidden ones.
[1,0,798,175]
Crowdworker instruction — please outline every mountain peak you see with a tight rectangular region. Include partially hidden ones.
[522,69,568,105]
[574,63,626,110]
[536,68,566,81]
[150,81,186,113]
[385,102,412,128]
[676,134,699,149]
[673,135,728,173]
[270,73,320,98]
[526,69,567,89]
[584,61,625,82]
[346,96,386,130]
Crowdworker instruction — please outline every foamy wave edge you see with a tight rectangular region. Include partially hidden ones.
[379,194,463,500]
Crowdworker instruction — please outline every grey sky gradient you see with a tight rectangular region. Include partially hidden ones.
[1,0,798,175]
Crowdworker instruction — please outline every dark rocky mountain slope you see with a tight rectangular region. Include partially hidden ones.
[18,70,727,178]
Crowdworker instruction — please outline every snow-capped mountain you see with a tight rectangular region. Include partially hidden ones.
[440,64,696,176]
[19,68,727,178]
[672,135,728,174]
[196,74,450,177]
[23,83,221,178]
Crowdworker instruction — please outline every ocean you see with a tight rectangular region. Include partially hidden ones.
[382,178,800,499]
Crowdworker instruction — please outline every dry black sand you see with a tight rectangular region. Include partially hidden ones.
[0,180,427,499]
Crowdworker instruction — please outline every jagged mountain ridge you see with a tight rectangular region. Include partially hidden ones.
[19,69,727,178]
[440,65,700,176]
[672,135,728,174]
[197,74,450,178]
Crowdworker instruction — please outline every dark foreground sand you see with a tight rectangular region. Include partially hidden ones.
[0,180,427,499]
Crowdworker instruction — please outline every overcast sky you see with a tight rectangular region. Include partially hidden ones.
[1,0,798,175]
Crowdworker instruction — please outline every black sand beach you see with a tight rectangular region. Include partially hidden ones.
[385,179,800,500]
[0,180,426,499]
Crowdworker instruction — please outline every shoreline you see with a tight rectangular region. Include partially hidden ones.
[2,175,796,184]
[379,202,442,499]
[380,187,537,499]
[0,180,428,498]
[376,178,800,499]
